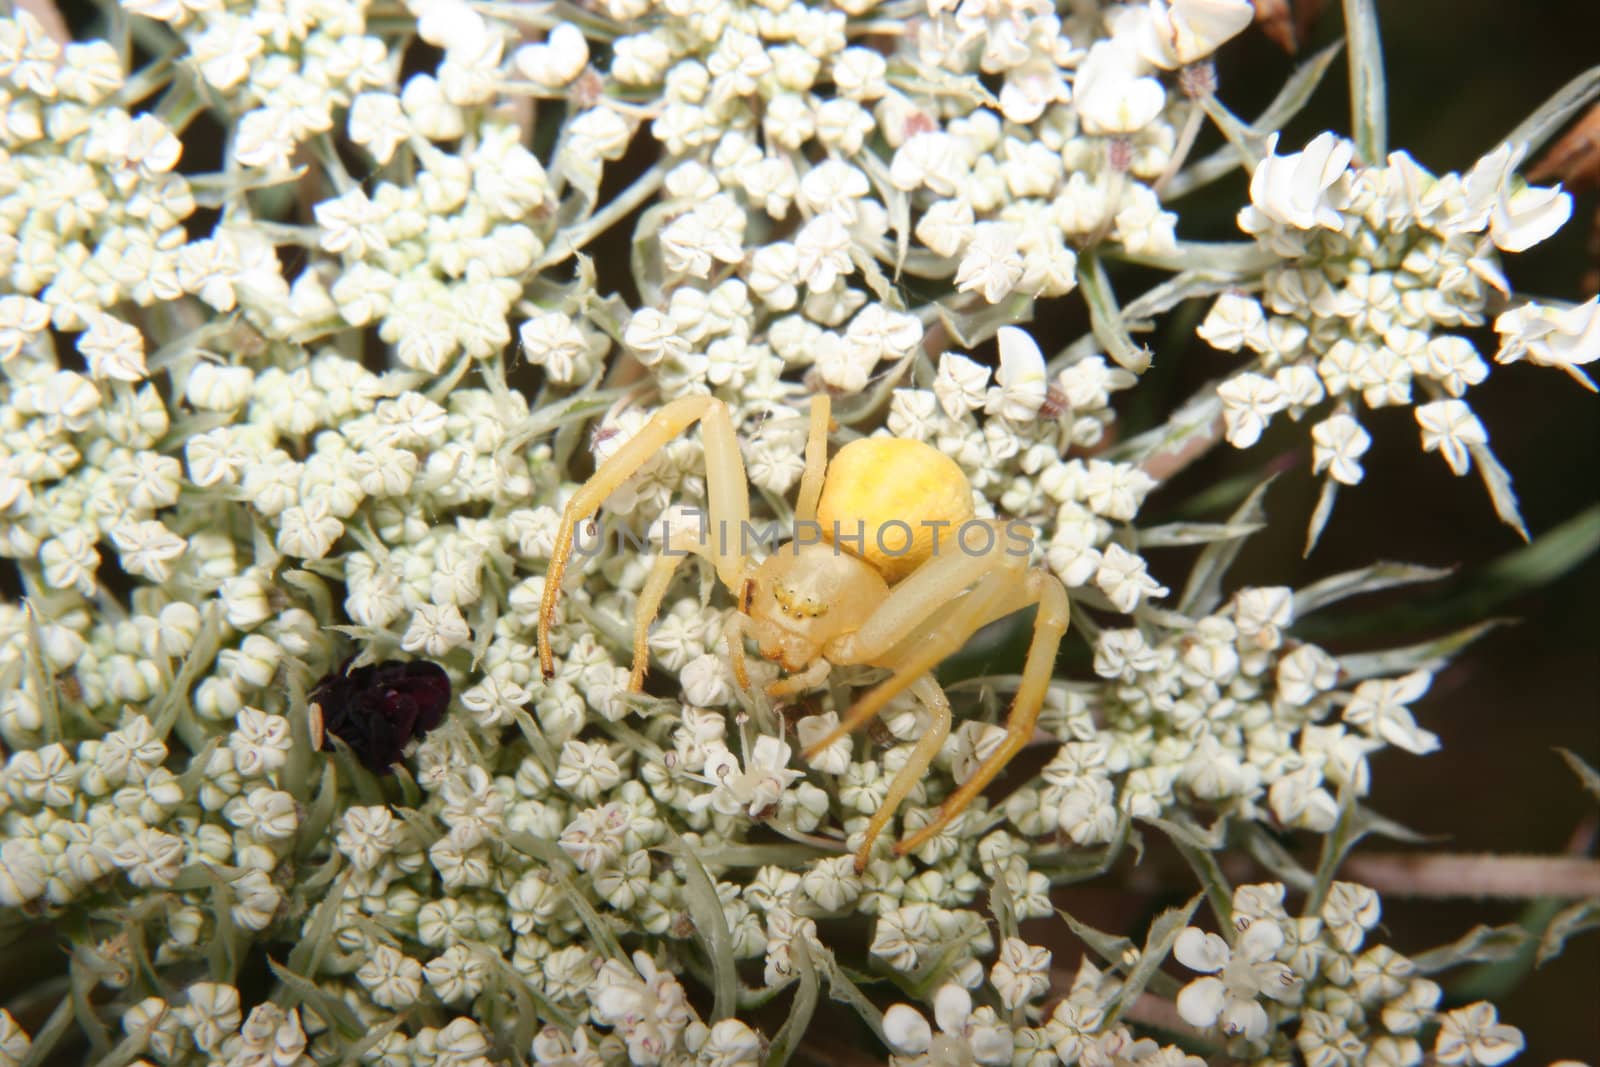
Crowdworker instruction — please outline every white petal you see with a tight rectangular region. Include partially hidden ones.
[1475,1023,1526,1066]
[970,1024,1014,1065]
[882,1005,932,1054]
[1175,976,1227,1028]
[1173,927,1229,973]
[932,983,973,1035]
[1219,996,1269,1040]
[1237,916,1285,961]
[1491,183,1572,252]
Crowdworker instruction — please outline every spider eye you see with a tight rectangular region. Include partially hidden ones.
[773,582,824,618]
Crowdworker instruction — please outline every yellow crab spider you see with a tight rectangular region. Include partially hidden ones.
[538,394,1070,872]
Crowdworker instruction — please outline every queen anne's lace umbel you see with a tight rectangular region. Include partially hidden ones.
[0,0,1588,1063]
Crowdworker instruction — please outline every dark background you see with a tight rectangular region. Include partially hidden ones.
[1050,1,1600,1060]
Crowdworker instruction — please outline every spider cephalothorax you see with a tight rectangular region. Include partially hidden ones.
[539,395,1069,870]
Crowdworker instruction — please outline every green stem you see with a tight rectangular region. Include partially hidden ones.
[534,164,667,273]
[1342,0,1387,162]
[1078,251,1150,374]
[1170,839,1233,929]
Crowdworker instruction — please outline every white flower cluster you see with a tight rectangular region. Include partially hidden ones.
[1173,882,1526,1067]
[1200,131,1595,522]
[0,0,1586,1062]
[998,585,1442,846]
[129,0,393,173]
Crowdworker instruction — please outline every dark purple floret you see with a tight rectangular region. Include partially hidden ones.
[311,659,451,772]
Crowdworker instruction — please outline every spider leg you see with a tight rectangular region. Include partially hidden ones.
[766,658,831,700]
[794,394,831,525]
[853,674,951,873]
[805,566,1015,753]
[801,520,1021,755]
[630,506,735,690]
[892,567,1069,858]
[724,611,751,690]
[539,396,750,680]
[631,552,685,691]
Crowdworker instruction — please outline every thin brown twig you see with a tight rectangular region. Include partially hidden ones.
[1341,852,1600,900]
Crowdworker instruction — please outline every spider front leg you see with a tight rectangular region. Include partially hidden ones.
[803,521,1029,751]
[799,523,1070,868]
[539,396,751,680]
[624,395,834,690]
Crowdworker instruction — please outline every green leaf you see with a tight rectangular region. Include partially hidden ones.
[496,388,626,467]
[1482,502,1600,589]
[1411,924,1531,974]
[87,1008,169,1067]
[1469,442,1529,542]
[664,832,738,1022]
[1109,385,1224,476]
[1556,748,1600,804]
[989,868,1020,946]
[1343,804,1435,847]
[1309,794,1438,913]
[764,936,820,1067]
[1138,520,1265,548]
[150,602,225,743]
[1501,63,1600,160]
[331,1013,412,1067]
[1146,816,1232,927]
[1537,898,1600,966]
[293,762,340,864]
[1176,477,1274,617]
[1304,475,1339,557]
[1110,240,1280,276]
[1037,833,1131,886]
[504,829,571,867]
[1144,813,1226,852]
[17,994,74,1067]
[1120,272,1243,323]
[69,947,112,1056]
[20,600,62,744]
[857,151,913,277]
[1337,620,1500,682]
[268,958,364,1036]
[817,945,886,1041]
[695,843,834,867]
[1056,907,1135,969]
[1195,93,1261,170]
[1294,505,1600,642]
[933,289,1031,352]
[1106,895,1204,1025]
[1308,784,1360,914]
[554,866,626,963]
[1341,0,1387,162]
[281,572,334,620]
[485,945,579,1037]
[1293,561,1455,617]
[285,867,352,980]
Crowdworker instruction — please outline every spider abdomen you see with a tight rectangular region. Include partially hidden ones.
[815,437,974,581]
